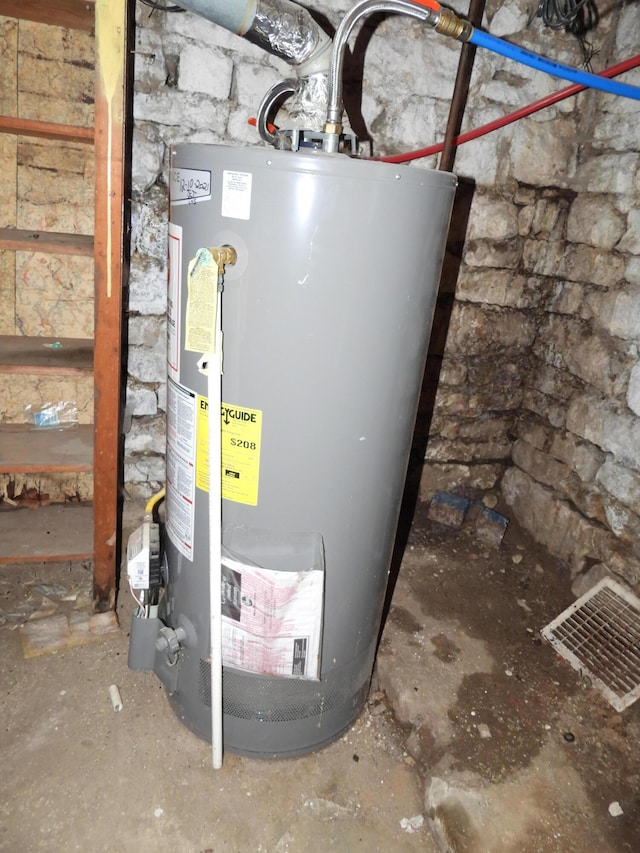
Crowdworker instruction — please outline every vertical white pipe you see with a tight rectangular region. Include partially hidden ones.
[209,276,223,770]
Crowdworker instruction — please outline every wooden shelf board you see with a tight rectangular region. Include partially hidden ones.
[0,1,95,32]
[0,424,93,473]
[0,503,93,563]
[0,335,93,374]
[0,228,93,256]
[0,115,93,144]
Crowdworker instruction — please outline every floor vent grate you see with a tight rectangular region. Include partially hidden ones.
[541,578,640,712]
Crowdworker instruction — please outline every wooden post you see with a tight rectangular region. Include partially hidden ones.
[92,0,132,612]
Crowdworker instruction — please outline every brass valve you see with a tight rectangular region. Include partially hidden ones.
[435,9,473,42]
[210,246,237,269]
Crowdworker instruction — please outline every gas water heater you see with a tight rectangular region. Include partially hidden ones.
[127,143,455,757]
[124,0,640,762]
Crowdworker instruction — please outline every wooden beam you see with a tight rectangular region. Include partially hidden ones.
[0,115,93,144]
[0,228,93,256]
[0,0,95,31]
[92,0,132,612]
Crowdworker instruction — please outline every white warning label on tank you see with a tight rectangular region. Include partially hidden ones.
[167,223,181,379]
[170,167,212,206]
[221,170,252,220]
[166,378,196,560]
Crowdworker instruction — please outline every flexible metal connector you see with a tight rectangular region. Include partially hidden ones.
[324,0,439,147]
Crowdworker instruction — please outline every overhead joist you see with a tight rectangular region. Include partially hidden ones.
[0,116,93,144]
[0,0,95,32]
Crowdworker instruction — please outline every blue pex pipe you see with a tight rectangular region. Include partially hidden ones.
[469,28,640,101]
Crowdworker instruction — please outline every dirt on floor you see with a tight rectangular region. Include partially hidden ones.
[1,501,639,852]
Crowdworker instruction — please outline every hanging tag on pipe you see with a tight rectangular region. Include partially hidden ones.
[185,249,219,354]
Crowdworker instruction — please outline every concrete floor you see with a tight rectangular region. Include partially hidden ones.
[1,502,639,852]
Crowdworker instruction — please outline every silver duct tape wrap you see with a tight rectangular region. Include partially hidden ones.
[288,72,329,130]
[245,0,322,65]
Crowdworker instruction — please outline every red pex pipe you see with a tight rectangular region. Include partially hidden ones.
[377,54,640,164]
[411,0,442,10]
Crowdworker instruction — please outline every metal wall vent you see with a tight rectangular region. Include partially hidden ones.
[541,577,640,712]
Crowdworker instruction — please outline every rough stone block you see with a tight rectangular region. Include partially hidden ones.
[565,394,609,448]
[455,269,540,309]
[600,411,640,470]
[517,420,551,452]
[125,415,166,454]
[128,258,168,316]
[438,358,467,386]
[522,389,568,429]
[234,62,284,110]
[128,345,167,384]
[467,194,520,240]
[523,241,625,286]
[464,237,523,270]
[531,196,569,240]
[126,383,158,418]
[124,455,166,484]
[599,546,640,587]
[512,439,571,489]
[131,185,169,262]
[425,436,513,463]
[602,494,640,543]
[131,126,163,193]
[501,467,603,572]
[570,563,612,599]
[509,116,579,187]
[535,314,623,396]
[134,90,229,135]
[547,280,585,317]
[567,195,626,250]
[549,432,604,483]
[418,463,504,501]
[427,492,471,528]
[592,285,640,341]
[128,315,166,348]
[627,256,640,285]
[628,363,640,417]
[466,502,509,546]
[446,303,536,355]
[564,244,627,287]
[574,153,638,194]
[178,43,233,100]
[596,459,640,513]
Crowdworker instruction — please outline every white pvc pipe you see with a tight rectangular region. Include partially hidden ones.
[209,276,224,770]
[109,684,123,712]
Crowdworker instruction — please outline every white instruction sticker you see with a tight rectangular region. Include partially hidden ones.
[166,379,196,560]
[221,170,252,220]
[221,557,324,679]
[167,223,181,379]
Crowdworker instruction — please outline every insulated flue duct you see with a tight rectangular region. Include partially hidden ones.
[174,0,331,69]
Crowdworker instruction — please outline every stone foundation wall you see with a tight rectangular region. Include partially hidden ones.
[127,1,640,584]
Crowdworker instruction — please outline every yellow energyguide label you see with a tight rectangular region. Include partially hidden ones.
[196,397,262,506]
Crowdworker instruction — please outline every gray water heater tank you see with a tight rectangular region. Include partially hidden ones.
[161,144,456,757]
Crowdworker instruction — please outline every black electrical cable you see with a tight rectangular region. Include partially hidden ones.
[139,0,185,12]
[536,0,593,30]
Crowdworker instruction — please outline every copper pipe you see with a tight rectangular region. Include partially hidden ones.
[439,0,486,172]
